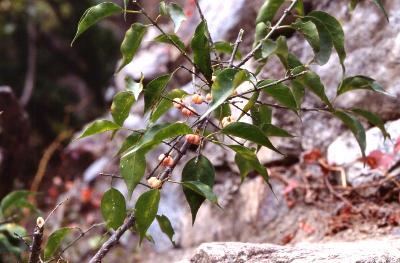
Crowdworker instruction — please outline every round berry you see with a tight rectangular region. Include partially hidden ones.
[182,106,196,117]
[191,94,203,104]
[173,98,184,109]
[205,93,213,102]
[147,177,163,189]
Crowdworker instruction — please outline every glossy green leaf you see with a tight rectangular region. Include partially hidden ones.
[336,75,390,97]
[292,20,320,58]
[182,181,218,204]
[307,11,346,72]
[0,191,32,216]
[372,0,389,21]
[123,123,192,157]
[221,122,281,154]
[120,150,146,197]
[72,2,123,45]
[351,108,390,139]
[144,75,171,113]
[0,232,23,257]
[165,3,186,32]
[251,104,272,127]
[44,227,72,260]
[261,39,277,59]
[111,91,135,126]
[296,71,332,108]
[275,36,289,68]
[150,89,187,123]
[191,21,213,81]
[135,189,160,244]
[254,22,270,60]
[214,41,242,59]
[229,145,268,182]
[156,215,175,245]
[77,120,120,139]
[101,188,126,230]
[262,124,294,137]
[256,0,285,24]
[0,223,27,238]
[117,23,147,72]
[291,80,306,107]
[182,156,215,224]
[117,132,142,156]
[154,34,185,51]
[334,110,366,157]
[258,80,297,110]
[200,69,246,121]
[126,75,144,101]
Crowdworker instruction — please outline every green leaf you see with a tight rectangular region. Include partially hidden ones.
[239,92,260,120]
[334,110,366,157]
[291,80,306,107]
[120,150,146,197]
[144,75,171,113]
[229,145,268,182]
[258,80,297,111]
[101,188,126,230]
[153,34,185,51]
[256,0,285,24]
[191,21,213,81]
[292,20,320,58]
[0,233,23,257]
[78,120,120,139]
[182,181,218,204]
[135,189,160,244]
[111,91,135,126]
[0,191,32,216]
[156,215,175,246]
[221,122,281,154]
[117,23,147,72]
[372,0,389,21]
[251,104,272,127]
[200,69,246,121]
[44,227,72,260]
[150,89,187,123]
[336,75,391,97]
[306,11,346,72]
[295,0,305,16]
[0,223,27,238]
[261,39,277,59]
[161,2,186,32]
[351,108,390,139]
[296,71,332,108]
[117,132,143,156]
[213,103,231,121]
[262,124,294,137]
[126,75,144,101]
[72,2,123,45]
[214,41,242,59]
[123,123,192,157]
[181,156,215,224]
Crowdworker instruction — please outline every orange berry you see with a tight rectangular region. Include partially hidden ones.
[205,93,213,102]
[191,94,203,104]
[181,106,196,117]
[221,116,235,128]
[147,177,163,189]
[173,98,184,109]
[158,154,174,167]
[185,134,201,145]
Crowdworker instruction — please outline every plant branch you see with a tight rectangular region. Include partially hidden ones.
[236,0,298,67]
[28,218,44,263]
[229,29,244,67]
[88,214,135,263]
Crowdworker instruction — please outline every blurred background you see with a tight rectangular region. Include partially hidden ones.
[1,0,400,262]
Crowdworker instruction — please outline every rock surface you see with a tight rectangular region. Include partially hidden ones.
[184,239,400,263]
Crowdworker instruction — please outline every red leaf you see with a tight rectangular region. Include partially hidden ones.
[363,150,394,170]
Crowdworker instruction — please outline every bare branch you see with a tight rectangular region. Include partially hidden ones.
[229,29,244,67]
[28,217,45,263]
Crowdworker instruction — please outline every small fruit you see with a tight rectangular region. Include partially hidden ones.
[205,93,213,102]
[211,75,216,82]
[185,134,201,145]
[147,177,163,189]
[158,154,174,167]
[181,106,196,117]
[232,89,238,96]
[221,116,235,128]
[173,98,184,109]
[191,94,203,104]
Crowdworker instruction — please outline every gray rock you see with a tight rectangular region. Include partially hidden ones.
[185,239,400,263]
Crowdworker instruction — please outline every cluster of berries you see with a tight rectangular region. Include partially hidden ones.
[172,93,213,117]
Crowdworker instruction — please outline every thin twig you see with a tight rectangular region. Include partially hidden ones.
[88,214,135,263]
[236,0,298,67]
[44,197,69,224]
[100,173,151,189]
[28,218,44,263]
[229,29,244,67]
